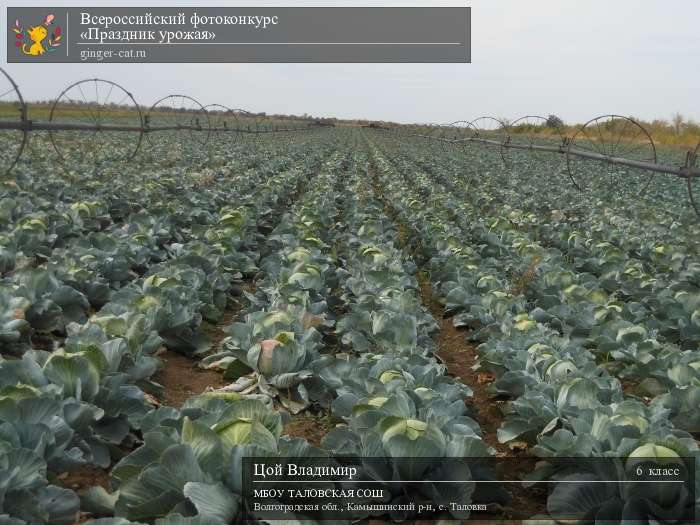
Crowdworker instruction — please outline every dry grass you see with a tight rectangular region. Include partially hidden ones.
[509,256,540,297]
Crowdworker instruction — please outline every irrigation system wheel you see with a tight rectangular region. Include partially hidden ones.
[146,94,211,147]
[230,109,261,140]
[506,115,566,176]
[469,116,510,167]
[566,114,657,193]
[49,79,143,165]
[0,68,27,178]
[443,120,478,151]
[203,104,240,145]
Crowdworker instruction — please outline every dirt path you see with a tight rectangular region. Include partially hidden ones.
[279,164,349,445]
[417,274,546,522]
[115,168,317,408]
[57,465,112,524]
[153,300,245,407]
[367,158,546,523]
[283,412,331,447]
[153,350,228,407]
[417,276,506,450]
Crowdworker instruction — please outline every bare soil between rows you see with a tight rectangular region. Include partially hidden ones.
[153,349,228,407]
[417,274,547,523]
[153,305,243,407]
[368,158,546,523]
[283,411,331,447]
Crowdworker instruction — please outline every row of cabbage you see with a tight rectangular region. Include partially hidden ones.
[0,139,327,524]
[379,141,700,433]
[1,138,314,353]
[89,154,354,524]
[411,141,700,343]
[80,150,496,524]
[398,134,699,250]
[385,140,700,352]
[319,158,493,522]
[403,137,699,306]
[371,143,700,523]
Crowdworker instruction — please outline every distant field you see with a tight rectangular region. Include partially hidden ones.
[1,101,698,149]
[0,102,299,130]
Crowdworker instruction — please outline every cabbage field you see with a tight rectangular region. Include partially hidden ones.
[1,125,699,525]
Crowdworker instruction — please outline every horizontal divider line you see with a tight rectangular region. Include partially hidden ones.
[75,42,462,45]
[252,480,684,483]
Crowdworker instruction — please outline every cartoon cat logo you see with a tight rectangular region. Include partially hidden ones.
[13,14,62,56]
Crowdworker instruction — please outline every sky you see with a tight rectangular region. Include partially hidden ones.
[3,0,700,125]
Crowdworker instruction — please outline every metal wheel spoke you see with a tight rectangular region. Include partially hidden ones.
[0,87,17,100]
[610,118,630,157]
[76,83,99,124]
